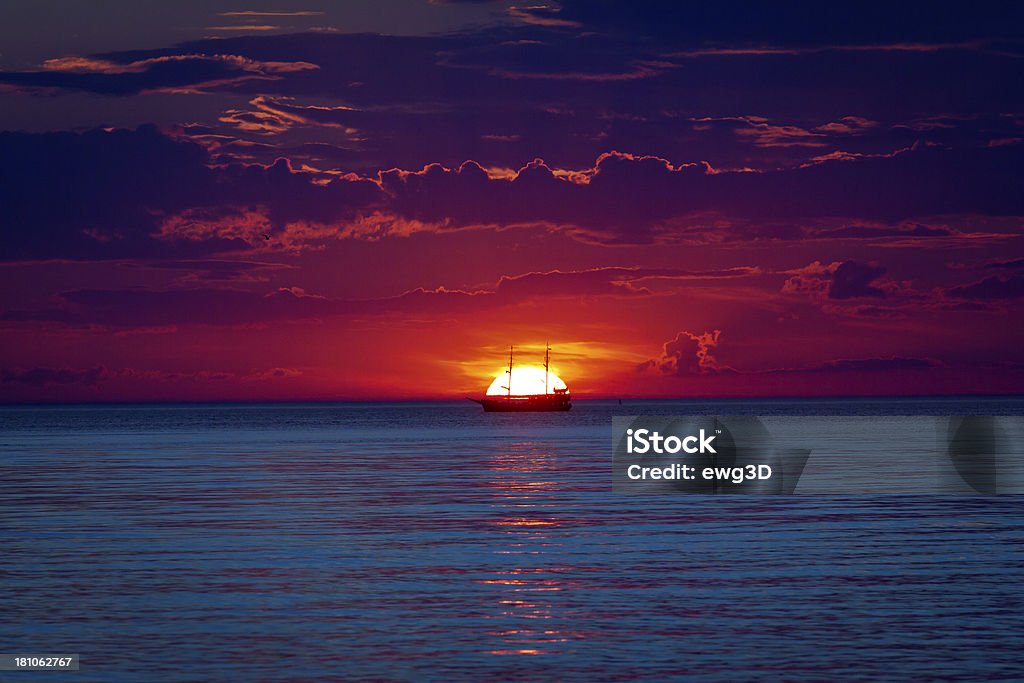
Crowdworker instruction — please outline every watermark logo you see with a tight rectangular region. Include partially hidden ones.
[612,415,1024,494]
[625,427,717,454]
[613,416,804,494]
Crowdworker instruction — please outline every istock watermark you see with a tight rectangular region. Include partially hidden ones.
[623,425,773,484]
[625,427,718,454]
[612,415,1024,494]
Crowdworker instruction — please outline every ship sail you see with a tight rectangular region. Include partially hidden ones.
[468,344,572,412]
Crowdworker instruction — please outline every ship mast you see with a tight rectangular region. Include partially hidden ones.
[544,341,550,395]
[508,345,513,398]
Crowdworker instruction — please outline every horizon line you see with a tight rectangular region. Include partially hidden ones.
[2,392,1023,408]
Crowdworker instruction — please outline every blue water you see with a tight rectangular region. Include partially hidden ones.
[2,398,1023,681]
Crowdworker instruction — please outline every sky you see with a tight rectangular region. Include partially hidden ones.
[1,0,1022,402]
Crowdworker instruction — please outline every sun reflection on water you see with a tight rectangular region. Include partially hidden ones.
[481,444,585,657]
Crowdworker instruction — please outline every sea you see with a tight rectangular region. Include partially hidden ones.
[1,398,1023,682]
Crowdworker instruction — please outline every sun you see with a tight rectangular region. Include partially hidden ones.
[486,366,568,396]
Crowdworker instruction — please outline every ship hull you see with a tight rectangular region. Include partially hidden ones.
[475,395,572,412]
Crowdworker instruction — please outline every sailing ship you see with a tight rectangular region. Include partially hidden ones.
[468,344,572,412]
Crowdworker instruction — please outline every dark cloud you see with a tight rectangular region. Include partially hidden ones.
[807,357,940,372]
[0,126,382,261]
[438,33,672,81]
[3,124,1021,266]
[782,260,891,300]
[209,94,606,172]
[946,276,1024,300]
[45,32,482,101]
[0,265,761,329]
[195,86,1024,175]
[380,145,1024,243]
[2,26,1021,180]
[0,28,670,100]
[0,281,488,329]
[216,11,324,17]
[118,259,295,282]
[829,261,889,300]
[246,367,303,381]
[494,266,760,298]
[639,329,940,377]
[2,366,107,387]
[379,153,708,242]
[984,258,1024,270]
[6,27,1018,148]
[3,287,426,327]
[118,366,304,383]
[814,224,954,240]
[531,1,1024,45]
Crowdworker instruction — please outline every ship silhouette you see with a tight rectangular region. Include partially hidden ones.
[468,344,571,412]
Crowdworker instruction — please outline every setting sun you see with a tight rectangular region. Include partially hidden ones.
[485,366,568,396]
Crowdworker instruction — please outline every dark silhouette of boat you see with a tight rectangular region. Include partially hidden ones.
[468,344,571,412]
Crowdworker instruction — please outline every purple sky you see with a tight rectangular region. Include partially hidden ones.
[1,1,1022,401]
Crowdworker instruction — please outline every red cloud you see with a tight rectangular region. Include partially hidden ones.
[0,54,319,95]
[638,330,723,375]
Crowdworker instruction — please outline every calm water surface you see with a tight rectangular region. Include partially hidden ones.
[2,398,1023,681]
